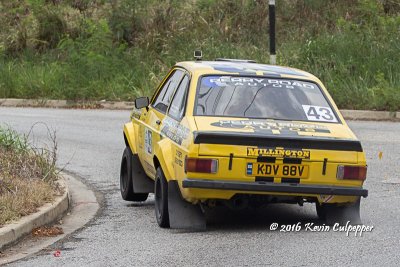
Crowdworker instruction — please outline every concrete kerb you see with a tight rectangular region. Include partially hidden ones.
[340,109,398,121]
[0,177,70,251]
[0,98,399,120]
[0,98,134,110]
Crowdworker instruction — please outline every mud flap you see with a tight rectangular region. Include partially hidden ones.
[168,180,206,230]
[131,154,154,193]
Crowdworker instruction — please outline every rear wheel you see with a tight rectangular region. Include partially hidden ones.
[316,198,361,225]
[120,147,148,201]
[154,167,170,228]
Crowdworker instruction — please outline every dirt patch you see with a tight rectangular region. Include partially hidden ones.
[32,226,64,237]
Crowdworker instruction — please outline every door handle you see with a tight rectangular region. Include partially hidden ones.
[156,120,162,125]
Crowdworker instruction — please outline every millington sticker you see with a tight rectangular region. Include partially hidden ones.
[247,147,311,159]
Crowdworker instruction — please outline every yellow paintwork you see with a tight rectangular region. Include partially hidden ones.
[124,61,367,205]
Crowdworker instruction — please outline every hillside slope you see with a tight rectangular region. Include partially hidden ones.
[0,0,399,110]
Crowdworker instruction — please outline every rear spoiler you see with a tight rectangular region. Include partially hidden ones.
[193,131,363,152]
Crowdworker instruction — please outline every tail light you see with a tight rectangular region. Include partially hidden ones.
[337,165,367,181]
[185,158,218,173]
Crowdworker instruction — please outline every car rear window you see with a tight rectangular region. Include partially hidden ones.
[195,76,339,123]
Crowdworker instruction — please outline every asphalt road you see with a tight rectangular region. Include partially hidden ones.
[1,107,399,267]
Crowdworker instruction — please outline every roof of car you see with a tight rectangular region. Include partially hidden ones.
[175,61,316,79]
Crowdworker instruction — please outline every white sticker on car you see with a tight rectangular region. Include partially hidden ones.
[302,105,338,122]
[144,128,152,154]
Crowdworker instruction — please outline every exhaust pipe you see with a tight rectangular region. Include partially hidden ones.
[225,195,249,210]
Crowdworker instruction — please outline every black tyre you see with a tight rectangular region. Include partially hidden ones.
[120,147,149,202]
[316,198,361,225]
[154,167,170,228]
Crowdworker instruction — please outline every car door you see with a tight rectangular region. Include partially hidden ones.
[165,74,191,179]
[139,68,185,178]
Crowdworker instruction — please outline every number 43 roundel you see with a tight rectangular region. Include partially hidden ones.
[302,105,338,122]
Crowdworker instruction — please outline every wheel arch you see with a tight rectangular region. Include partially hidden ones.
[153,138,174,181]
[123,133,129,147]
[123,122,138,154]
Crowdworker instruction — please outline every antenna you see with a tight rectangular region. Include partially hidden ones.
[269,0,276,65]
[194,50,202,61]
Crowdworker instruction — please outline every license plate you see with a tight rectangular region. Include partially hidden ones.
[246,163,309,178]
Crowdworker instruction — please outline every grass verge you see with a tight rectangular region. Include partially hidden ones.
[0,126,61,227]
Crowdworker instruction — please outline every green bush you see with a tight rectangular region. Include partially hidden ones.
[36,10,66,49]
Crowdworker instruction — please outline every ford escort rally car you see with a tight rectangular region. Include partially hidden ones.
[120,59,368,229]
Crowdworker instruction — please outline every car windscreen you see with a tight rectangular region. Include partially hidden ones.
[195,76,339,123]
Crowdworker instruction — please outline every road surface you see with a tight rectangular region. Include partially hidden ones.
[0,107,399,267]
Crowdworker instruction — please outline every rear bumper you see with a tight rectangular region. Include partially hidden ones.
[182,179,368,197]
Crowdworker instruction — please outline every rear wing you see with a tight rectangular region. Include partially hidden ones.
[193,131,363,152]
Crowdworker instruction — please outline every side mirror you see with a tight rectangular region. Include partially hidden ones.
[134,97,149,109]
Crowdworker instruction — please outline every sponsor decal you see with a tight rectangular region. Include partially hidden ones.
[131,108,142,119]
[161,117,190,145]
[210,120,330,135]
[247,147,310,159]
[175,150,183,167]
[207,77,316,89]
[144,128,152,154]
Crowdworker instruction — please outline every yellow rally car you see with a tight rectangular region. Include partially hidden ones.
[120,59,368,230]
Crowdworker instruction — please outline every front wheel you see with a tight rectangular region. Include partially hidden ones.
[120,147,148,202]
[316,198,361,225]
[154,167,169,228]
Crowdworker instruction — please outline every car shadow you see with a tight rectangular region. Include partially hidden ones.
[126,200,325,232]
[204,203,321,232]
[126,199,155,207]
